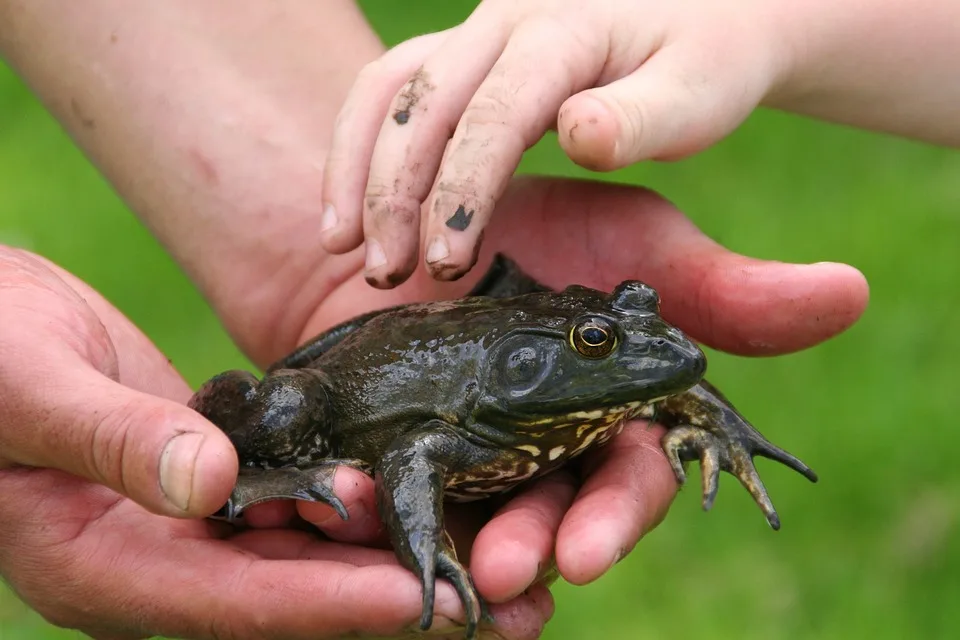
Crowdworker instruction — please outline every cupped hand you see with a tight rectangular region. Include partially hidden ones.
[281,177,869,607]
[320,0,792,286]
[0,247,550,640]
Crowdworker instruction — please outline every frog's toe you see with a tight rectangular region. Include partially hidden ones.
[209,497,242,523]
[421,548,484,640]
[657,381,818,529]
[291,478,349,520]
[662,423,816,530]
[411,536,484,640]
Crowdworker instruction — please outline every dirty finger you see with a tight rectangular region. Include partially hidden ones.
[322,30,451,255]
[422,17,601,282]
[360,22,511,288]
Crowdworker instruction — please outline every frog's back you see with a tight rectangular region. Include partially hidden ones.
[323,289,606,364]
[314,290,602,450]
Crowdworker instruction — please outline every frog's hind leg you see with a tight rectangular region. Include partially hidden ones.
[376,421,499,640]
[214,459,373,523]
[189,368,368,523]
[656,380,818,530]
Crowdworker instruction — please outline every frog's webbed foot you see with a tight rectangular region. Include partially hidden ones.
[212,459,372,523]
[657,380,818,530]
[419,535,487,638]
[376,422,499,640]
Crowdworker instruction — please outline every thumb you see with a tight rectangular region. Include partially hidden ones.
[1,357,238,517]
[557,44,769,169]
[0,248,237,518]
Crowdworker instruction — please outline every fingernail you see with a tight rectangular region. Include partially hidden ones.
[159,432,205,512]
[321,202,338,232]
[607,547,625,571]
[425,236,449,264]
[365,238,387,270]
[809,261,846,267]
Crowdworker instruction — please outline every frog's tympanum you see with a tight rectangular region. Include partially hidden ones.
[189,254,817,640]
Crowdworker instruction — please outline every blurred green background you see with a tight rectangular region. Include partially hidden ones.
[2,2,959,639]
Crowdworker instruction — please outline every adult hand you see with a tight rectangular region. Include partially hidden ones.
[0,247,551,640]
[4,2,551,636]
[320,0,960,287]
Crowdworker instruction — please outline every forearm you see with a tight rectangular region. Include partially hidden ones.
[0,0,384,362]
[765,0,960,146]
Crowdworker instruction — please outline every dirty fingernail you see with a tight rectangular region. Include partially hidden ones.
[425,236,450,264]
[159,432,205,512]
[365,238,387,271]
[321,203,338,232]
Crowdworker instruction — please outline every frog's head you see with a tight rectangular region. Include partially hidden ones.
[474,280,706,430]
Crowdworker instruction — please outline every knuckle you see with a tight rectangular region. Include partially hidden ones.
[461,90,518,130]
[86,401,138,492]
[364,185,422,229]
[354,58,390,90]
[524,13,603,62]
[610,95,648,159]
[457,94,529,158]
[433,179,482,208]
[86,400,171,498]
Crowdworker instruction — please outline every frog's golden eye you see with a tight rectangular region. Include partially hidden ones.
[570,318,617,359]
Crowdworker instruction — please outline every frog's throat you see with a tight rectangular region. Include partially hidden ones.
[513,399,652,432]
[507,399,660,460]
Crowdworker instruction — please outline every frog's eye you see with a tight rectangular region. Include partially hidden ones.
[570,318,617,359]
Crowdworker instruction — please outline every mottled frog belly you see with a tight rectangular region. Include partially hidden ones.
[442,405,653,501]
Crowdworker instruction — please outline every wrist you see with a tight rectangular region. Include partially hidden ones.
[2,0,385,364]
[760,0,960,146]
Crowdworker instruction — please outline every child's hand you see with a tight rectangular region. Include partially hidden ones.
[321,0,788,288]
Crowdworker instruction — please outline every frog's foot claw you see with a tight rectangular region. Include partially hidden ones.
[481,603,495,626]
[657,381,817,529]
[662,423,817,531]
[419,545,485,640]
[211,459,371,523]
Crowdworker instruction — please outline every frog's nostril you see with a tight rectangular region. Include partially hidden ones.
[653,338,666,347]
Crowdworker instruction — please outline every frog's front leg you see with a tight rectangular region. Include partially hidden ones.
[656,380,818,530]
[375,422,498,640]
[212,460,373,522]
[188,368,369,523]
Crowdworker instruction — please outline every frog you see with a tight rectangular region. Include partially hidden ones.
[188,253,817,640]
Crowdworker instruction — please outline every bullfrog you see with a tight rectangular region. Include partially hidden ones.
[188,254,817,640]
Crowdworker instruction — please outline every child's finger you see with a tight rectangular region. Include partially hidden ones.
[321,30,452,256]
[358,22,511,288]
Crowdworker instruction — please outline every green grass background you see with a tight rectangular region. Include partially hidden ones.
[2,2,959,639]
